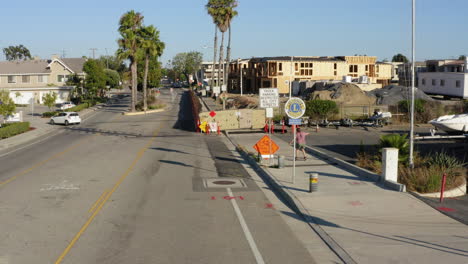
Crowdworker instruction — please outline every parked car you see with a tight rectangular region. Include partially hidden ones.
[50,112,81,126]
[60,102,76,110]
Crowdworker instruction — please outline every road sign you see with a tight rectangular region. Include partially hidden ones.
[213,86,221,94]
[199,121,208,133]
[288,118,302,125]
[221,85,227,92]
[253,135,279,156]
[209,111,217,118]
[205,86,211,91]
[285,97,306,119]
[259,88,279,108]
[265,108,274,118]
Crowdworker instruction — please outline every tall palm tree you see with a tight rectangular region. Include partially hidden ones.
[139,25,165,111]
[206,1,220,88]
[224,1,238,90]
[117,10,144,112]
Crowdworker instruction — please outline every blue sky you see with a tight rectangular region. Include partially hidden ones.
[1,0,467,64]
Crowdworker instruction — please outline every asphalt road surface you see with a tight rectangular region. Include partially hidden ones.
[0,89,315,264]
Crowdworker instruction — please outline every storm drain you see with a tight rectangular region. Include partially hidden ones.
[204,178,247,188]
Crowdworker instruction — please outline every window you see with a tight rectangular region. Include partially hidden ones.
[22,75,30,83]
[440,80,445,86]
[334,71,337,76]
[58,75,65,82]
[300,69,305,75]
[279,63,282,71]
[456,80,461,88]
[8,75,16,83]
[349,65,358,73]
[422,79,426,85]
[274,78,277,87]
[295,63,298,71]
[432,79,436,86]
[365,65,369,71]
[301,63,304,68]
[334,63,337,70]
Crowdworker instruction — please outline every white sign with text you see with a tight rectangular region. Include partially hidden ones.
[259,88,279,108]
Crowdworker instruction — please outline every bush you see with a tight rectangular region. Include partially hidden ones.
[379,134,409,163]
[0,122,30,139]
[67,103,91,112]
[305,99,339,121]
[42,111,58,117]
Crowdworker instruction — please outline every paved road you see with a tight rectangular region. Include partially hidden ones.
[0,89,315,264]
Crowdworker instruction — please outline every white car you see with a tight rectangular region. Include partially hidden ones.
[60,102,76,110]
[50,112,81,126]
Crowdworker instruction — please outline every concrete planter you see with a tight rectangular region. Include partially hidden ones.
[415,178,466,198]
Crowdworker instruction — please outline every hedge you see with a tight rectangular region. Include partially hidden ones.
[67,102,91,112]
[0,122,30,139]
[42,111,58,117]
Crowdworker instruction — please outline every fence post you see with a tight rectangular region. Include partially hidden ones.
[439,173,447,203]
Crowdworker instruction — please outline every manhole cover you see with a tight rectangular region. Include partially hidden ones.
[204,178,246,188]
[212,180,236,185]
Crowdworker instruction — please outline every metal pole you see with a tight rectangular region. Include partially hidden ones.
[292,125,296,184]
[409,0,416,168]
[289,56,293,98]
[240,67,243,96]
[269,118,272,166]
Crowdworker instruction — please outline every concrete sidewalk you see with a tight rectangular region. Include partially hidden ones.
[0,105,102,154]
[229,132,468,264]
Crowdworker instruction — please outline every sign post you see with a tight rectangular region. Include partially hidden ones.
[260,88,279,166]
[285,97,306,184]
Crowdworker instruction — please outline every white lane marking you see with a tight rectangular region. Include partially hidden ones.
[227,187,265,264]
[40,180,80,191]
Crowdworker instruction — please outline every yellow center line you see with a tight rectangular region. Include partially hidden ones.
[88,190,109,214]
[54,124,163,264]
[0,135,97,187]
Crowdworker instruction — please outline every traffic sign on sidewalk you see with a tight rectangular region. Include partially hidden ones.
[259,88,279,108]
[253,135,279,157]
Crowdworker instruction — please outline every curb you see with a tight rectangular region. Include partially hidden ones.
[123,108,166,116]
[225,131,357,264]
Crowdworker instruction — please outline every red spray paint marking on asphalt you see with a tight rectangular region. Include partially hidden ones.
[265,203,274,209]
[211,196,216,200]
[437,207,456,212]
[349,201,363,206]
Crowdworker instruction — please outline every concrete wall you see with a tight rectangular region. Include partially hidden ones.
[419,72,467,98]
[199,109,266,130]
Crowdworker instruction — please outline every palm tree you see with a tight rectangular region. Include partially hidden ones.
[224,1,238,90]
[117,10,144,112]
[139,25,165,111]
[206,1,220,88]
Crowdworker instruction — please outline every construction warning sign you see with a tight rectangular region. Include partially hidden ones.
[253,135,279,155]
[199,121,208,133]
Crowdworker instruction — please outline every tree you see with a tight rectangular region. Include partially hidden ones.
[105,69,121,89]
[223,1,238,89]
[117,10,144,112]
[42,92,58,111]
[97,55,128,75]
[459,55,466,60]
[0,90,16,117]
[83,59,107,98]
[171,52,203,89]
[305,99,339,122]
[206,1,219,87]
[392,53,409,63]
[207,0,230,87]
[2,45,32,61]
[138,25,165,110]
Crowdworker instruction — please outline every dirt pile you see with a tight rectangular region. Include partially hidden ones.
[309,83,376,105]
[368,85,434,105]
[225,95,259,109]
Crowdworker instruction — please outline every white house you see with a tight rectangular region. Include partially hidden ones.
[418,58,468,99]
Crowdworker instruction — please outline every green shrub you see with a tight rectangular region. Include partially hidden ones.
[428,151,466,170]
[305,99,339,121]
[67,103,90,112]
[379,134,409,163]
[398,99,426,113]
[42,111,58,117]
[0,122,30,139]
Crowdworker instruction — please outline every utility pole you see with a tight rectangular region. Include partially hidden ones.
[62,49,66,58]
[409,0,416,168]
[289,56,293,98]
[89,48,98,59]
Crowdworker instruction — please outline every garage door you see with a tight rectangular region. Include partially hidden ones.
[10,92,34,105]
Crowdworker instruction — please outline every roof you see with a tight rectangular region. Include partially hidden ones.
[251,56,343,62]
[0,60,51,74]
[61,58,87,73]
[0,57,86,75]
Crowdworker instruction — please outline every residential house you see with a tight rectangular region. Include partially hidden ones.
[227,56,393,94]
[0,55,86,104]
[198,61,224,86]
[418,58,468,99]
